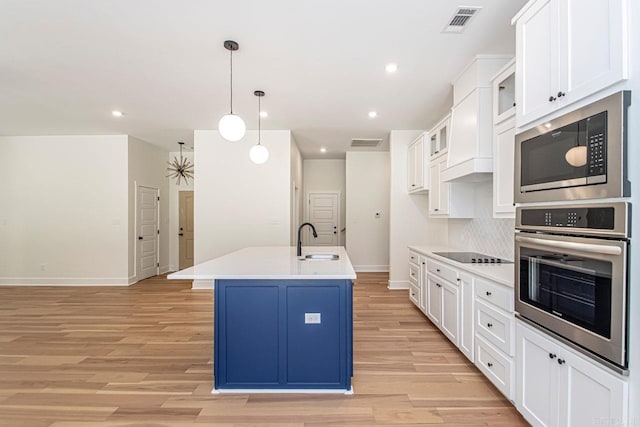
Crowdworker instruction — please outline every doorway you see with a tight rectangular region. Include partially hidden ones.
[137,185,159,281]
[306,192,340,246]
[179,191,194,269]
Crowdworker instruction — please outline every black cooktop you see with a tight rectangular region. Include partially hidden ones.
[433,252,513,264]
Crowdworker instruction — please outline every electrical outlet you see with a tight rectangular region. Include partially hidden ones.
[304,313,321,324]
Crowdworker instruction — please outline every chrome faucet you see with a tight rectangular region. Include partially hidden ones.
[297,222,318,257]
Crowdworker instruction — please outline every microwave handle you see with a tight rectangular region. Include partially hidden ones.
[515,235,622,256]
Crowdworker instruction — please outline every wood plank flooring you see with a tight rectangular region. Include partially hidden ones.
[0,272,527,426]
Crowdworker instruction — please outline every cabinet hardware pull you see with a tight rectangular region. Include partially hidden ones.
[487,323,493,328]
[422,262,425,265]
[549,95,557,102]
[436,269,440,272]
[486,291,492,296]
[487,362,493,368]
[557,91,566,98]
[456,278,460,281]
[558,359,566,365]
[549,353,557,359]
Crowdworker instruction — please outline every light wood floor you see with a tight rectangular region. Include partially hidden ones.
[0,273,528,426]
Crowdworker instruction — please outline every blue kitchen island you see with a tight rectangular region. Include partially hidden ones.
[169,246,356,394]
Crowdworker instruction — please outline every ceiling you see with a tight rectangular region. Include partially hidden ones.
[0,0,527,158]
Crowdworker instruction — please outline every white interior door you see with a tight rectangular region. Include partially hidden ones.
[137,186,159,281]
[306,192,340,246]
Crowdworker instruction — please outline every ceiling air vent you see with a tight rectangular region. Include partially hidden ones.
[350,138,382,148]
[442,6,481,33]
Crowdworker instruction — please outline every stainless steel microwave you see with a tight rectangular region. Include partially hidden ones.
[515,91,631,204]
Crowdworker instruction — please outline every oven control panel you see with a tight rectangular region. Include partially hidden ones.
[521,206,615,230]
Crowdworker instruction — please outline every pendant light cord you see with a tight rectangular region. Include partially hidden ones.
[258,95,261,145]
[229,49,234,114]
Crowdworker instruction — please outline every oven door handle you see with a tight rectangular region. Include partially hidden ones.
[515,235,622,256]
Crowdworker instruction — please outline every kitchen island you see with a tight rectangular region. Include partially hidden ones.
[169,246,356,394]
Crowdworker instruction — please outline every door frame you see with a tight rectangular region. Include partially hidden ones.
[305,191,341,246]
[135,184,160,282]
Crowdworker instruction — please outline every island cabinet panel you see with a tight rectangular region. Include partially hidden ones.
[214,279,353,391]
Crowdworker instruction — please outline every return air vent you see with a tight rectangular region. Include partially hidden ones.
[350,138,382,148]
[442,6,481,33]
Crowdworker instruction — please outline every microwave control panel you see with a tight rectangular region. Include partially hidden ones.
[586,111,607,177]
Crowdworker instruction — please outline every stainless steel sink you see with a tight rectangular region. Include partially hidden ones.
[304,253,340,260]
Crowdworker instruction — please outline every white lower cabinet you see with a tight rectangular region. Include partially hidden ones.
[516,320,628,427]
[476,335,514,399]
[440,280,459,346]
[426,273,443,328]
[458,272,474,362]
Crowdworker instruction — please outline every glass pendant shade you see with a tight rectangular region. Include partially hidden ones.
[218,114,246,142]
[565,146,588,167]
[249,143,269,164]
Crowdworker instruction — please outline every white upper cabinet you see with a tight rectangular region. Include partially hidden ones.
[444,55,511,183]
[491,60,516,218]
[514,0,628,127]
[407,133,429,193]
[428,114,450,159]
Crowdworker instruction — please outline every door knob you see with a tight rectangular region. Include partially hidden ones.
[333,231,337,234]
[138,236,143,240]
[179,233,184,236]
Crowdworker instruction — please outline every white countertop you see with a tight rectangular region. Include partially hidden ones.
[408,245,515,288]
[168,246,357,281]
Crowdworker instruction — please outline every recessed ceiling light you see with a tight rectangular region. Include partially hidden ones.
[112,110,124,117]
[544,123,552,128]
[259,111,268,118]
[368,111,377,118]
[385,63,398,73]
[320,147,327,153]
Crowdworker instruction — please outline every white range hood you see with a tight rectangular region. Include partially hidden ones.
[442,55,511,183]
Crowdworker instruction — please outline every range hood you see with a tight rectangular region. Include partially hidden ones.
[441,55,510,183]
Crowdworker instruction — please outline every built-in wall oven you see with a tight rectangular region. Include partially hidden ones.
[515,203,630,372]
[515,91,630,203]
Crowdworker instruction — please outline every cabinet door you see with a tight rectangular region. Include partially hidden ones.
[414,139,424,189]
[557,348,628,427]
[437,157,450,215]
[407,143,416,191]
[558,0,628,108]
[429,133,438,157]
[439,121,448,154]
[440,280,459,346]
[427,275,442,326]
[516,322,559,427]
[428,162,440,213]
[459,273,474,362]
[419,259,428,313]
[493,118,516,218]
[516,0,559,126]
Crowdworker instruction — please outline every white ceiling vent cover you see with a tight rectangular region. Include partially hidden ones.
[442,7,481,33]
[350,138,382,148]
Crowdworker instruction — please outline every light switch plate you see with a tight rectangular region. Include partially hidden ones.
[305,313,321,324]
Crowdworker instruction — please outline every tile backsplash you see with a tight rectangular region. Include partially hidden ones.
[447,181,515,261]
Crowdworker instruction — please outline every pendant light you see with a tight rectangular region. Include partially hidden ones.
[218,40,246,142]
[249,90,269,164]
[166,142,194,185]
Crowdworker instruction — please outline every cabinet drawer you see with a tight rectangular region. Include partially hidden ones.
[475,335,513,400]
[409,263,420,284]
[427,259,458,284]
[409,282,420,307]
[409,251,420,266]
[475,278,513,312]
[476,300,514,356]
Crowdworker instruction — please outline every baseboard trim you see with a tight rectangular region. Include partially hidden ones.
[0,277,132,286]
[192,279,213,290]
[353,265,389,272]
[387,280,410,290]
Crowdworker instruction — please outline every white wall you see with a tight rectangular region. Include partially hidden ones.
[168,150,194,271]
[290,137,303,246]
[303,159,346,245]
[0,135,130,285]
[193,130,292,286]
[127,137,170,280]
[388,131,448,289]
[345,152,390,272]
